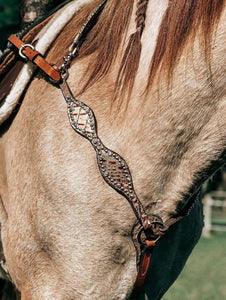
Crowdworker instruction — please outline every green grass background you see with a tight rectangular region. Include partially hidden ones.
[163,232,226,300]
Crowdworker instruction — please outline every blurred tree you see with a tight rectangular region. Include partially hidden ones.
[0,0,20,28]
[0,0,20,51]
[0,0,63,51]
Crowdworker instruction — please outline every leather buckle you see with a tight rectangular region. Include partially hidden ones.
[19,43,35,60]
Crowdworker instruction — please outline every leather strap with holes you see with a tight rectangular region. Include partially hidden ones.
[8,34,61,82]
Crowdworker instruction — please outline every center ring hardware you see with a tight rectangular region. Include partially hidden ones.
[137,226,161,246]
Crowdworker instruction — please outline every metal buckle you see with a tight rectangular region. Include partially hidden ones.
[19,43,35,60]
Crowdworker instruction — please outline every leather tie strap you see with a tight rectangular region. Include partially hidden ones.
[8,34,61,83]
[130,240,155,299]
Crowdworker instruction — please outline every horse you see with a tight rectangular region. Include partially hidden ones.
[0,0,225,299]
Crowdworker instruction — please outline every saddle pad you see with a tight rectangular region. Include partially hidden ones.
[0,0,93,126]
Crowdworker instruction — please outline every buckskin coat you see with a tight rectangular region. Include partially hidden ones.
[0,0,225,299]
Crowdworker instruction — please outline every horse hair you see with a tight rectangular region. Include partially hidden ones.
[47,0,225,105]
[113,0,149,107]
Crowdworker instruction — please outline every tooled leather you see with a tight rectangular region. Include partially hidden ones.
[60,78,164,238]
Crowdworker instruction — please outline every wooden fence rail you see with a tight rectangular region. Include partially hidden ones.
[202,191,226,237]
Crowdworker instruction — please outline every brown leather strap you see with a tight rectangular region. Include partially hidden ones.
[8,34,61,82]
[0,15,53,83]
[130,240,155,299]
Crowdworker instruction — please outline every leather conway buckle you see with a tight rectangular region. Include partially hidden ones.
[8,34,61,83]
[19,43,36,61]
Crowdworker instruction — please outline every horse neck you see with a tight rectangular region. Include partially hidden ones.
[0,1,225,298]
[8,0,222,227]
[141,10,225,222]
